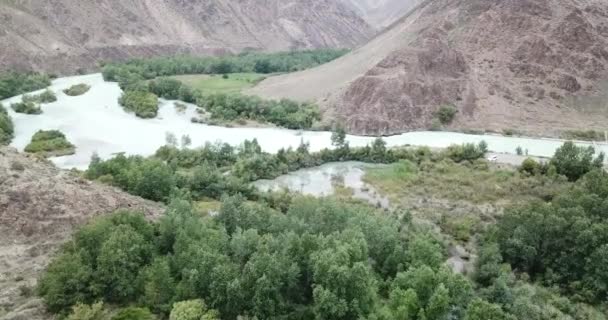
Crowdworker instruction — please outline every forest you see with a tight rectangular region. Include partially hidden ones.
[36,138,608,320]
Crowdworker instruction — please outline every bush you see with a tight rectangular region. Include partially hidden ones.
[112,307,155,320]
[436,105,458,124]
[119,90,159,118]
[169,300,219,320]
[23,89,57,104]
[64,84,91,96]
[24,129,75,157]
[445,142,487,162]
[0,104,14,145]
[67,302,107,320]
[11,101,42,114]
[0,72,51,100]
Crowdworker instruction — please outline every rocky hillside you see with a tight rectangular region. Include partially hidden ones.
[0,0,373,74]
[252,0,608,136]
[0,147,163,320]
[340,0,422,29]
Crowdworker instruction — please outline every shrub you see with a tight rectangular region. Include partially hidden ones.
[64,84,91,96]
[11,101,42,114]
[67,302,107,320]
[24,130,75,157]
[112,307,155,320]
[0,104,14,145]
[436,105,458,124]
[519,158,540,175]
[169,300,219,320]
[119,90,159,118]
[23,89,57,104]
[0,72,51,100]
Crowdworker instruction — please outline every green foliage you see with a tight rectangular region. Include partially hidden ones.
[0,72,51,100]
[11,101,42,114]
[169,299,218,320]
[24,129,75,156]
[23,89,57,104]
[561,129,605,142]
[118,90,159,118]
[494,169,608,302]
[550,141,604,181]
[111,307,155,320]
[66,302,107,320]
[197,93,320,129]
[64,83,91,96]
[436,105,458,125]
[101,49,349,82]
[464,299,509,320]
[39,197,454,320]
[0,104,14,145]
[445,142,487,162]
[87,154,176,202]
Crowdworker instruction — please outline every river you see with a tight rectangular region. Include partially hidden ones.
[3,73,607,170]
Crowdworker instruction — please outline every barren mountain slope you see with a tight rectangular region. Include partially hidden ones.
[0,0,373,74]
[252,0,608,136]
[340,0,423,29]
[0,147,163,320]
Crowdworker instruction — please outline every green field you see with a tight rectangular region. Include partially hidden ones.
[170,73,269,94]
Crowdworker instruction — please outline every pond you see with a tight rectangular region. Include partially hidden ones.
[253,162,390,208]
[3,73,607,169]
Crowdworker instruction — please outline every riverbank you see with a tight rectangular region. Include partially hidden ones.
[3,73,607,170]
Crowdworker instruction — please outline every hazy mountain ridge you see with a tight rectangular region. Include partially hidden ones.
[0,0,373,74]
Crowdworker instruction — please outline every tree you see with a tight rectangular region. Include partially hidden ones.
[38,251,94,313]
[140,257,176,315]
[166,132,178,147]
[331,126,347,148]
[112,307,156,320]
[96,225,152,302]
[426,284,450,320]
[181,135,192,149]
[550,141,604,181]
[67,302,107,320]
[464,299,508,320]
[169,299,219,320]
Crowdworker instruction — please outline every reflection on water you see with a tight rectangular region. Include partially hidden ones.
[3,73,607,170]
[253,162,390,208]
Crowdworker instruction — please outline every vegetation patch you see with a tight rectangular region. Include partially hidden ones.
[436,105,458,125]
[0,72,51,100]
[561,129,605,141]
[118,90,159,118]
[24,130,75,157]
[11,101,42,115]
[101,49,349,83]
[0,104,14,145]
[22,89,57,104]
[63,83,91,96]
[171,73,267,94]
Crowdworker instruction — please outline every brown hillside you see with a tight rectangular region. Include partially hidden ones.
[251,0,608,136]
[0,0,373,74]
[0,147,163,320]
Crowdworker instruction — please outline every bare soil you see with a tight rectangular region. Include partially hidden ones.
[0,147,163,320]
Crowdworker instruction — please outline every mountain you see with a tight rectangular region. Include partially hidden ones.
[340,0,423,29]
[0,0,373,74]
[251,0,608,136]
[0,147,162,320]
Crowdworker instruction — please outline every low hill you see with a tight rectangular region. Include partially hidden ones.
[0,147,162,320]
[251,0,608,136]
[0,0,373,74]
